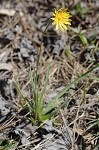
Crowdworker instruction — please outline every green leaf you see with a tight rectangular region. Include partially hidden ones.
[0,139,15,150]
[51,99,68,116]
[30,68,38,110]
[43,63,99,115]
[14,81,34,114]
[79,34,88,46]
[87,119,99,130]
[24,97,34,114]
[13,80,25,100]
[39,113,52,121]
[90,76,99,81]
[39,65,50,113]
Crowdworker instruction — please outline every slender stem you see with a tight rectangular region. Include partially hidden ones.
[37,20,51,69]
[36,20,50,123]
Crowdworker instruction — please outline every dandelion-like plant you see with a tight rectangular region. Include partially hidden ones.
[51,8,72,31]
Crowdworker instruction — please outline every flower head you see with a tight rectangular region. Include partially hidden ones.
[51,8,72,31]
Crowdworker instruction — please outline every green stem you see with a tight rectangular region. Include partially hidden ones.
[37,20,51,69]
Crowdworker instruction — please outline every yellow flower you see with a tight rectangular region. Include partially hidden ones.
[51,8,72,31]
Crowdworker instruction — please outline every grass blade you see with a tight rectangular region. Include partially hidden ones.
[43,63,99,115]
[13,80,25,100]
[30,68,38,110]
[14,80,34,113]
[39,65,50,112]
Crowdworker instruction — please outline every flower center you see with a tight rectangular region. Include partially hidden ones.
[57,13,62,21]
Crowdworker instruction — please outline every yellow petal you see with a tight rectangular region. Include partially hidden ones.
[60,24,64,31]
[64,22,71,25]
[52,22,55,25]
[51,18,55,20]
[61,23,67,30]
[54,8,56,13]
[52,12,55,16]
[55,24,58,30]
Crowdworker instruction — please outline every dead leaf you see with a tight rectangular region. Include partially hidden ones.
[0,9,15,16]
[0,63,13,71]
